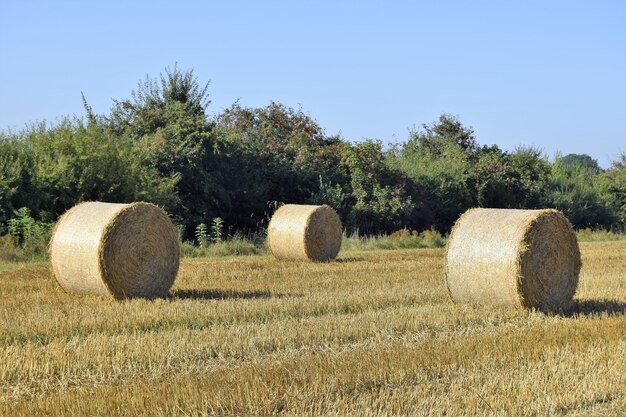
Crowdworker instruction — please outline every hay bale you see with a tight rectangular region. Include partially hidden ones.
[445,208,581,311]
[268,204,342,262]
[50,202,180,299]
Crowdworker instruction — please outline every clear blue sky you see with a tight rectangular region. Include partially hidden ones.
[1,1,625,167]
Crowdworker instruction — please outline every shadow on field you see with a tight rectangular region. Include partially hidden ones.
[334,257,363,263]
[169,289,289,301]
[563,299,626,317]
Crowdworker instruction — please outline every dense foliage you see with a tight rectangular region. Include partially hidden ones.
[1,66,625,241]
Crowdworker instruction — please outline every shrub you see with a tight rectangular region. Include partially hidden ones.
[3,207,52,261]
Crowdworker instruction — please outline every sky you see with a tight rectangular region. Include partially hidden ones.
[1,1,625,167]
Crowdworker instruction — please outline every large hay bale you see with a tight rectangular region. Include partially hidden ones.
[50,202,180,299]
[445,208,581,311]
[268,204,342,262]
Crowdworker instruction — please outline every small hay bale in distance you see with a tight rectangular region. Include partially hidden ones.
[50,202,180,299]
[268,204,342,262]
[445,208,581,312]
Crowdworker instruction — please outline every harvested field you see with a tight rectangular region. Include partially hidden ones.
[1,242,626,416]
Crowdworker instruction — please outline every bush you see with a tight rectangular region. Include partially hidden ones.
[542,157,614,229]
[0,208,52,262]
[2,65,626,238]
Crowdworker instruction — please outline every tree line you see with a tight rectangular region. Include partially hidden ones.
[1,66,625,240]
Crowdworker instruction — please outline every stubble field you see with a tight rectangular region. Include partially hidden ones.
[1,241,626,416]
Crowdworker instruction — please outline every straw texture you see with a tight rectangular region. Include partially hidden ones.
[268,204,342,262]
[445,208,581,311]
[50,202,180,299]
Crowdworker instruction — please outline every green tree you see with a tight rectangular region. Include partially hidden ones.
[470,145,549,210]
[216,102,348,231]
[0,136,38,229]
[108,64,210,137]
[508,147,550,207]
[342,140,418,234]
[104,65,229,235]
[25,119,177,219]
[308,176,350,217]
[472,145,514,207]
[396,135,472,231]
[407,114,477,155]
[598,154,626,227]
[542,155,614,228]
[560,153,601,174]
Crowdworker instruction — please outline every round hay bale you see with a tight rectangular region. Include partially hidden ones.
[445,208,581,311]
[267,204,342,262]
[50,202,180,299]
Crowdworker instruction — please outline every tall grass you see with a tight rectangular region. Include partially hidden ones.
[0,233,50,263]
[342,229,446,251]
[576,228,626,242]
[181,237,266,257]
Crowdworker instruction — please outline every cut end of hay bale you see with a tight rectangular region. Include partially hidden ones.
[50,201,180,299]
[268,204,342,262]
[445,208,581,312]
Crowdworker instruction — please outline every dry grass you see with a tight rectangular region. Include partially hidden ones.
[1,242,626,416]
